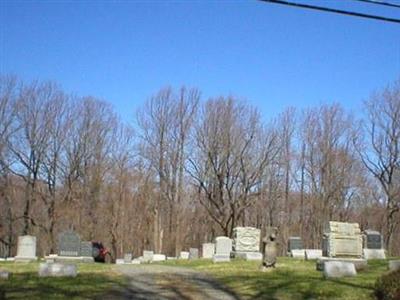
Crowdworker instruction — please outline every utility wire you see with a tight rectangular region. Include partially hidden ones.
[259,0,400,24]
[352,0,400,9]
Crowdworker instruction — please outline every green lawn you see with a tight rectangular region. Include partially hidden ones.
[160,257,396,300]
[0,262,127,300]
[0,258,397,300]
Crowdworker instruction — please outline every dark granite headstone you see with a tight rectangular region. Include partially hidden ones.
[80,241,93,257]
[364,230,382,249]
[0,242,9,258]
[58,232,81,257]
[288,237,303,252]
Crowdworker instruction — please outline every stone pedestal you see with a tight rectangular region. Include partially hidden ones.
[323,261,357,278]
[45,255,94,263]
[212,254,230,263]
[234,252,262,261]
[316,257,367,271]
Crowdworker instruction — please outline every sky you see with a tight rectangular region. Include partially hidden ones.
[1,0,399,123]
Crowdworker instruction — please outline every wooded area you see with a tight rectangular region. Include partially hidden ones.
[0,74,399,258]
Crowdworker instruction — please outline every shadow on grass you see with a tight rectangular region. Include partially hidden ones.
[0,271,127,300]
[219,268,376,300]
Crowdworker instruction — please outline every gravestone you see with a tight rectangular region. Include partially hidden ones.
[305,249,323,260]
[59,232,81,257]
[233,227,260,252]
[124,253,133,263]
[38,263,77,277]
[291,249,305,259]
[0,269,9,280]
[316,257,367,271]
[363,249,386,260]
[179,251,190,259]
[115,259,125,265]
[288,237,303,253]
[215,237,232,255]
[233,227,262,261]
[323,261,357,278]
[153,254,166,261]
[15,235,37,262]
[213,236,232,263]
[142,250,154,263]
[80,241,93,257]
[322,222,363,258]
[0,242,9,258]
[261,227,278,269]
[389,260,400,271]
[189,248,199,259]
[363,230,383,249]
[202,243,215,259]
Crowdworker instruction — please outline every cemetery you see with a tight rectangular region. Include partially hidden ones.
[0,222,399,299]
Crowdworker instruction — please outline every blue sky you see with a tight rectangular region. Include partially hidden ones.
[1,0,399,122]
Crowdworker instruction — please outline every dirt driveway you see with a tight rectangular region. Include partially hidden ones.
[99,264,241,300]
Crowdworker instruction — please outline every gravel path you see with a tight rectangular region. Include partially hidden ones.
[100,264,241,300]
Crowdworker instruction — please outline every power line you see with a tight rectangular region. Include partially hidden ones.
[352,0,400,9]
[259,0,400,24]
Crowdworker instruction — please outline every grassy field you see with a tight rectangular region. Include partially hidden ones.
[0,262,127,300]
[160,257,395,300]
[0,257,397,300]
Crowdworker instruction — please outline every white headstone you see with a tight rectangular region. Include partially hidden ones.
[179,251,189,259]
[363,249,386,260]
[0,270,9,279]
[202,243,215,258]
[233,227,261,252]
[305,249,323,260]
[153,254,166,261]
[142,250,154,263]
[291,249,305,259]
[124,253,133,263]
[15,235,37,261]
[38,263,77,277]
[215,236,232,255]
[323,261,357,278]
[389,260,400,271]
[115,258,125,264]
[189,248,199,259]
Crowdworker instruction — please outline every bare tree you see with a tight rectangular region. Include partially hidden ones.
[188,97,279,237]
[136,87,199,255]
[357,81,400,253]
[299,104,361,247]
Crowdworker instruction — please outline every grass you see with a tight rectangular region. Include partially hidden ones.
[0,257,397,299]
[0,261,127,300]
[159,257,397,300]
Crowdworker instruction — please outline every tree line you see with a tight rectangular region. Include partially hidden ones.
[0,74,399,258]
